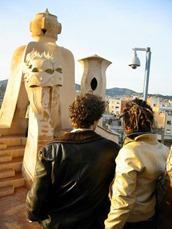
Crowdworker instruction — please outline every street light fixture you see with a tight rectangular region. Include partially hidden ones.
[128,47,151,101]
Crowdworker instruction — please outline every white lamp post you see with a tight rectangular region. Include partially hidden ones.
[129,47,151,101]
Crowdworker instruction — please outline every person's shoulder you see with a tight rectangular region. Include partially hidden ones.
[101,137,120,150]
[157,142,170,159]
[122,139,140,151]
[159,142,170,151]
[39,142,62,161]
[116,143,144,171]
[119,140,143,161]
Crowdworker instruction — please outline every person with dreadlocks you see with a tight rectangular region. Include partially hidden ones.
[104,98,169,229]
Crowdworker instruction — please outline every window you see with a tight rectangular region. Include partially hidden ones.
[167,120,171,125]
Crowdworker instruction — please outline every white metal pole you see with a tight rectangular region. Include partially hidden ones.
[143,47,151,101]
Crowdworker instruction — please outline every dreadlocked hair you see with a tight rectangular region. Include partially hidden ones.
[69,94,105,128]
[121,98,154,134]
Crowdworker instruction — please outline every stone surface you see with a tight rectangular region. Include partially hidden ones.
[0,155,12,163]
[0,185,14,198]
[0,158,23,172]
[0,187,41,228]
[0,136,26,146]
[0,174,25,188]
[1,146,25,158]
[0,137,26,197]
[0,169,15,179]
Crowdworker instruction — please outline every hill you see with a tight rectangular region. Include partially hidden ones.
[0,80,171,100]
[106,87,138,97]
[75,83,172,99]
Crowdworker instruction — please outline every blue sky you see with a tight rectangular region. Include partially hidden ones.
[0,0,172,95]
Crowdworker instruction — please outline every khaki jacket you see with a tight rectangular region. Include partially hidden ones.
[166,146,172,198]
[105,134,169,229]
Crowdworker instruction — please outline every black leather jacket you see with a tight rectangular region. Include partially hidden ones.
[26,130,120,229]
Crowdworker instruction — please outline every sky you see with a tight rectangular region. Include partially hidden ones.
[0,0,172,95]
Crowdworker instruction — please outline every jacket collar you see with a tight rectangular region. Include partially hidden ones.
[124,133,158,146]
[53,130,103,143]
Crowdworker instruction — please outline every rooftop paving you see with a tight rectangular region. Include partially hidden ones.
[0,187,41,229]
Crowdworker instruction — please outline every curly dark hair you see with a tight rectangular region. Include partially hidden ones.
[121,98,154,134]
[69,94,105,128]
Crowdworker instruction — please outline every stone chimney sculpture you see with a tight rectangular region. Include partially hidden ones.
[0,10,75,181]
[79,54,111,98]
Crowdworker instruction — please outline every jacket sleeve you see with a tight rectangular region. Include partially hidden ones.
[26,144,57,222]
[104,146,143,229]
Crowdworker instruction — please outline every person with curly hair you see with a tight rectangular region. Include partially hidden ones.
[105,98,169,229]
[69,93,106,128]
[26,93,120,229]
